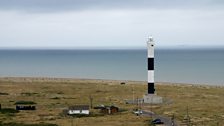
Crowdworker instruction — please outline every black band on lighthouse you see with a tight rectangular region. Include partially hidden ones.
[148,58,154,70]
[148,83,155,94]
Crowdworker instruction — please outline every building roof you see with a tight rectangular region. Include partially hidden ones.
[94,105,118,110]
[69,105,89,110]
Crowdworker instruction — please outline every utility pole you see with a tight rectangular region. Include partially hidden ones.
[187,106,190,126]
[140,99,142,110]
[89,95,93,109]
[171,114,174,126]
[136,97,139,109]
[132,85,134,104]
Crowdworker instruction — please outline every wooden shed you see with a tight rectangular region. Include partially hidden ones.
[94,105,119,114]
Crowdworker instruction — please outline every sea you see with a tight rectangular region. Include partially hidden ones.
[0,48,223,85]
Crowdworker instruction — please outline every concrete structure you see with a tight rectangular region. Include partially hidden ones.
[143,36,163,104]
[68,105,89,115]
[143,94,163,104]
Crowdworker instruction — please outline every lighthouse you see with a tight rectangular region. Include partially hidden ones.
[147,36,155,94]
[143,36,163,104]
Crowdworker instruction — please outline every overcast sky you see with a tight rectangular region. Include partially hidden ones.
[0,0,224,48]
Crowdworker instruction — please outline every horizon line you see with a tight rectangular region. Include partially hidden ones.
[0,45,224,50]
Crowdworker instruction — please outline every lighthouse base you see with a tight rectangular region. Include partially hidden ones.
[143,94,163,104]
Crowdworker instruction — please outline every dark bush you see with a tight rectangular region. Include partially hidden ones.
[21,92,38,96]
[0,92,9,95]
[50,97,60,100]
[0,108,18,114]
[14,101,36,105]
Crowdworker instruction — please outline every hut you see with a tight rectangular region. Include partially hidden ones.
[94,105,119,114]
[68,105,89,115]
[16,105,36,110]
[15,101,36,110]
[102,106,119,114]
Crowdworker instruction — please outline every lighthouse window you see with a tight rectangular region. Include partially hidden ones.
[151,45,154,47]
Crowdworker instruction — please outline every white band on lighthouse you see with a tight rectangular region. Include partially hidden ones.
[148,71,154,83]
[147,46,154,58]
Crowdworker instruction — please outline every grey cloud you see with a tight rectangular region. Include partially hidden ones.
[0,0,223,12]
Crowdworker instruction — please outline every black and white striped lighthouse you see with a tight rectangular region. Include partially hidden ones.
[147,36,155,94]
[143,36,163,104]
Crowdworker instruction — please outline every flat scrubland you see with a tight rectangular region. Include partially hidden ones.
[0,77,224,126]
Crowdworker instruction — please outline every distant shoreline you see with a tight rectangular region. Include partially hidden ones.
[0,77,223,88]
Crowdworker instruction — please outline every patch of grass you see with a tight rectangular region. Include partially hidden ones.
[119,108,128,112]
[146,119,154,126]
[63,97,76,99]
[0,108,18,114]
[68,113,104,118]
[0,122,58,126]
[50,97,60,99]
[14,101,36,105]
[0,108,18,117]
[0,92,9,95]
[1,78,224,125]
[21,92,38,96]
[57,91,64,94]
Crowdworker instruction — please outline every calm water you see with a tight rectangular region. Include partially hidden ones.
[0,48,223,85]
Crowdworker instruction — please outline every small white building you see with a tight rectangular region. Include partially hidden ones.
[68,105,89,115]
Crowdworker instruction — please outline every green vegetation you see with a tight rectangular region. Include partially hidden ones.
[50,97,60,100]
[56,92,64,94]
[0,122,58,126]
[0,92,9,95]
[14,101,36,105]
[0,77,224,125]
[0,108,18,114]
[0,108,18,117]
[68,113,104,118]
[21,92,38,96]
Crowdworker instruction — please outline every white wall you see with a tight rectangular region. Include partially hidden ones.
[68,110,89,115]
